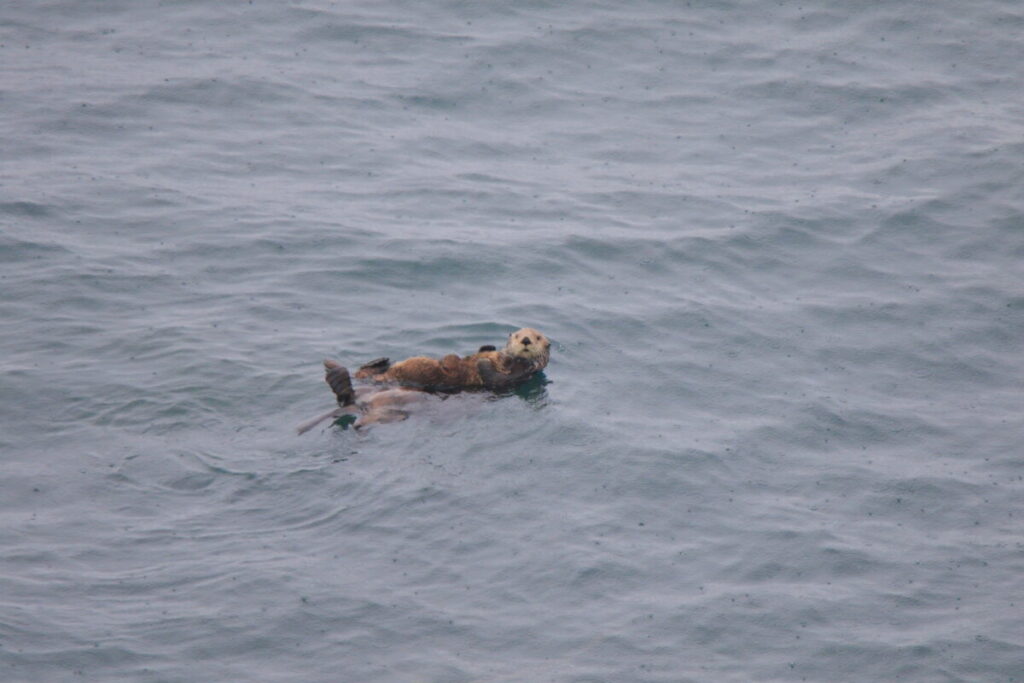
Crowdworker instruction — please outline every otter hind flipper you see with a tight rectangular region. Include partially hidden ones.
[354,356,391,380]
[324,360,356,406]
[359,357,390,372]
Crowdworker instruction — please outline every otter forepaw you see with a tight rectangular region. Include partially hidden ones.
[477,358,536,390]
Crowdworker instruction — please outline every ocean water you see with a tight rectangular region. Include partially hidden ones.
[2,1,1023,681]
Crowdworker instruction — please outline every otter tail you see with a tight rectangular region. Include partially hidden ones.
[296,408,347,435]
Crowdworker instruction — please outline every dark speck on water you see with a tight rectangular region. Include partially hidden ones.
[2,1,1023,681]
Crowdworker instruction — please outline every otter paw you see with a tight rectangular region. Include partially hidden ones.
[477,358,536,390]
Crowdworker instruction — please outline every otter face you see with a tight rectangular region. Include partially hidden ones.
[505,327,551,362]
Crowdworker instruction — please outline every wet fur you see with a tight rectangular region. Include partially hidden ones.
[296,361,433,433]
[355,328,550,391]
[298,328,551,433]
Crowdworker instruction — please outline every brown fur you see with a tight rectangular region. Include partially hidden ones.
[298,328,551,434]
[356,327,550,390]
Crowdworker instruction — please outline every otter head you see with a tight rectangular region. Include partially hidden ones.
[504,327,551,366]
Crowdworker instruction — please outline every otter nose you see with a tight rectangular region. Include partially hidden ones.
[522,337,532,346]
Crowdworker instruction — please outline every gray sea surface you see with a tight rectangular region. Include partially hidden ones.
[2,1,1023,681]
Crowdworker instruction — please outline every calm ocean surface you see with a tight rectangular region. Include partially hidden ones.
[2,1,1023,681]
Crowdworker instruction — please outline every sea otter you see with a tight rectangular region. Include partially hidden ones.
[354,327,551,391]
[295,363,433,433]
[296,328,551,433]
